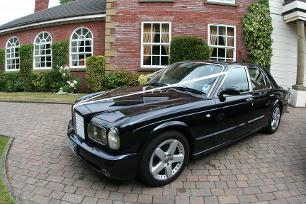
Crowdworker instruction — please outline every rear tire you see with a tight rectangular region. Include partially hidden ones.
[138,131,190,187]
[263,104,282,134]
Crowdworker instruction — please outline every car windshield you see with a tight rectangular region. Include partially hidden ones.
[149,63,223,95]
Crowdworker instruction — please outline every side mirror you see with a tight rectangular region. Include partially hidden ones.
[219,88,240,101]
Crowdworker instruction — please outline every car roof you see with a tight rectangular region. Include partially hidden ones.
[178,60,265,71]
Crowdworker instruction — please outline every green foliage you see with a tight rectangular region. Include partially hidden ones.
[86,56,106,92]
[0,72,24,92]
[60,0,75,4]
[0,49,5,72]
[242,0,273,68]
[105,71,139,90]
[52,40,69,68]
[19,45,33,90]
[170,36,210,64]
[31,70,65,92]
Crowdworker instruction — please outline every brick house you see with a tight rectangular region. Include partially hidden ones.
[0,0,253,77]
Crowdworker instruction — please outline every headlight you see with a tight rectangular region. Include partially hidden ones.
[87,123,107,145]
[108,128,120,150]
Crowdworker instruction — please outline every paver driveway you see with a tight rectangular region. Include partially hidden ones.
[0,102,306,204]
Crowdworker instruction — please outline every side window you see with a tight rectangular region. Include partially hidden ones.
[221,67,249,93]
[248,67,267,90]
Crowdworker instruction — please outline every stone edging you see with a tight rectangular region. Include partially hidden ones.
[0,136,19,204]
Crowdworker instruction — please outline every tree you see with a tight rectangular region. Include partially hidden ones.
[242,0,273,69]
[60,0,75,4]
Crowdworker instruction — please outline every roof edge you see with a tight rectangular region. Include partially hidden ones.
[0,14,106,35]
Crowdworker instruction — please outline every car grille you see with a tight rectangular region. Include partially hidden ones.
[74,112,85,139]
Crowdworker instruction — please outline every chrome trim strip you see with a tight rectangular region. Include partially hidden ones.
[196,122,246,141]
[248,115,265,124]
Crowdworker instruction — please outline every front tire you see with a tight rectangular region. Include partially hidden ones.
[138,131,190,187]
[263,104,282,134]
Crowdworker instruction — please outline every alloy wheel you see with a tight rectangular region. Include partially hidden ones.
[271,106,281,130]
[149,139,185,181]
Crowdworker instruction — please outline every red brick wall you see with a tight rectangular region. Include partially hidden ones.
[0,20,105,60]
[109,0,253,71]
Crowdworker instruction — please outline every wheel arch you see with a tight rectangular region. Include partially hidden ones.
[150,121,195,157]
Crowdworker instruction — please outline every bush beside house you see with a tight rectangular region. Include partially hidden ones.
[242,0,273,69]
[170,36,210,64]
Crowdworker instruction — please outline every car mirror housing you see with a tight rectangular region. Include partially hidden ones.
[219,88,240,101]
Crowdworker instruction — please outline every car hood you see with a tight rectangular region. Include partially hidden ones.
[74,86,204,123]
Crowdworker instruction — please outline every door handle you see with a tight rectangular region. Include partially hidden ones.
[246,98,254,102]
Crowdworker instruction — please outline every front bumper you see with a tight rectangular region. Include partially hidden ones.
[66,121,139,180]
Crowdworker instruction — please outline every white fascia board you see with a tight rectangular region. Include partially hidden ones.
[0,14,106,34]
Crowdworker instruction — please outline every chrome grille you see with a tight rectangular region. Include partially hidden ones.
[74,112,85,139]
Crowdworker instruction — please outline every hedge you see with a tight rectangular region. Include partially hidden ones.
[0,49,4,72]
[170,36,210,64]
[19,45,33,91]
[86,56,106,92]
[52,40,69,68]
[0,72,24,92]
[242,0,273,68]
[105,71,139,90]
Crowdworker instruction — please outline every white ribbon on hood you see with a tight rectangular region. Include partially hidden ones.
[73,71,227,110]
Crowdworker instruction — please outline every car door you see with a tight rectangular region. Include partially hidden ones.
[210,66,254,144]
[247,66,272,130]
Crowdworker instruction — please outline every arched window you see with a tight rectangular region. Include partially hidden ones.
[34,32,52,69]
[6,37,20,71]
[70,27,93,68]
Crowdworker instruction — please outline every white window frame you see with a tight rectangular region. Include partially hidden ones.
[141,21,172,69]
[5,36,20,72]
[33,31,53,70]
[208,24,236,62]
[69,27,94,69]
[207,0,235,5]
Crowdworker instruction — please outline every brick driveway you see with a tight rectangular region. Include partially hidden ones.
[0,102,306,204]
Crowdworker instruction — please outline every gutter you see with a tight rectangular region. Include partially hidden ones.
[0,14,106,35]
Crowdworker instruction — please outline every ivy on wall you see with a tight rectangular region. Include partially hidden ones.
[0,49,5,72]
[242,0,273,69]
[52,40,69,68]
[20,45,33,91]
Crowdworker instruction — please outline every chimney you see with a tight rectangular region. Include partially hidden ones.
[35,0,49,12]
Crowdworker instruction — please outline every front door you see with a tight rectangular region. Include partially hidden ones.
[211,66,254,144]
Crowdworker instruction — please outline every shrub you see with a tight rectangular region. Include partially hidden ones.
[138,74,149,86]
[31,70,64,92]
[105,71,139,90]
[0,49,5,72]
[58,66,80,94]
[242,0,273,68]
[86,56,106,92]
[30,66,80,93]
[170,36,210,64]
[52,40,69,68]
[0,72,24,92]
[20,45,33,90]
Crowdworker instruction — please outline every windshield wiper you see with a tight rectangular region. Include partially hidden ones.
[146,82,167,87]
[172,86,206,95]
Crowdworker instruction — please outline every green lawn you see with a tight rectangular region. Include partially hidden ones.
[0,136,14,204]
[0,92,85,104]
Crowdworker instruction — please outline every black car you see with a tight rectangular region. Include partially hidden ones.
[67,61,288,186]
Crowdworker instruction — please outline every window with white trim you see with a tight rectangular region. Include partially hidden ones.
[141,22,171,68]
[70,27,93,68]
[208,24,236,62]
[207,0,235,5]
[6,37,20,71]
[34,32,52,69]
